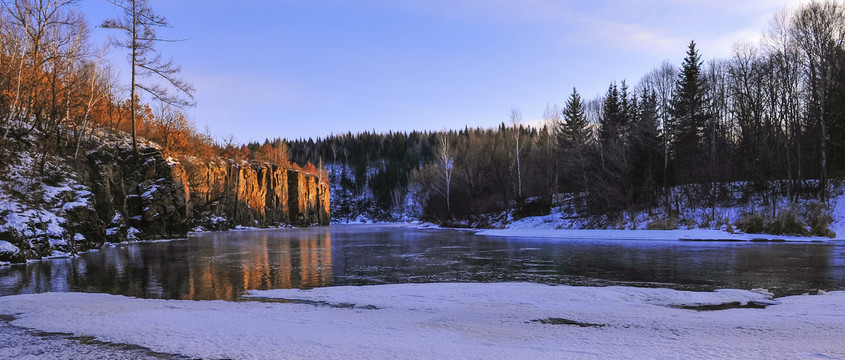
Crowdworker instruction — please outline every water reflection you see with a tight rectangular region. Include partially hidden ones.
[1,225,843,300]
[0,229,332,300]
[328,227,844,296]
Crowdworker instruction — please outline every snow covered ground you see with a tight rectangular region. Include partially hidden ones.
[0,283,843,359]
[464,192,845,242]
[475,228,843,242]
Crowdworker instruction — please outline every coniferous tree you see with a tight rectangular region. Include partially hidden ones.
[631,89,662,212]
[559,87,589,148]
[599,82,623,147]
[557,87,590,198]
[589,82,634,217]
[670,41,709,185]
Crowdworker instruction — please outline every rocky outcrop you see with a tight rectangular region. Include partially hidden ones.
[0,138,330,263]
[85,145,192,243]
[288,170,330,225]
[186,161,330,228]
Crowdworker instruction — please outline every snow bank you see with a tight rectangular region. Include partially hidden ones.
[1,283,843,359]
[831,193,845,237]
[0,241,18,255]
[475,228,841,242]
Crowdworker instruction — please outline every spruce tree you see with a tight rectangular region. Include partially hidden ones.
[558,87,588,149]
[669,41,708,184]
[600,82,622,146]
[631,89,662,211]
[557,87,590,201]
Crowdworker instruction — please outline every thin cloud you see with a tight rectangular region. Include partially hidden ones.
[400,0,573,24]
[560,0,817,57]
[564,15,684,55]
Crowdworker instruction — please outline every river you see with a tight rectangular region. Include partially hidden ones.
[2,224,844,299]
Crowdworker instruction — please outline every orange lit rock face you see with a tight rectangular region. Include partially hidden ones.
[188,162,329,227]
[287,170,331,226]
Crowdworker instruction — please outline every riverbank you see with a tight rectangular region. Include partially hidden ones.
[421,191,845,242]
[474,228,844,242]
[1,282,842,359]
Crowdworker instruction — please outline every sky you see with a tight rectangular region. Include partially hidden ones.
[77,0,813,144]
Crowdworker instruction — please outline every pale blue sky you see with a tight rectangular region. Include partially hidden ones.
[79,0,809,143]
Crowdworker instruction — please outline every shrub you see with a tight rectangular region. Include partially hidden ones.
[736,212,765,234]
[514,198,551,220]
[646,217,678,230]
[770,207,808,236]
[736,205,825,236]
[805,201,835,238]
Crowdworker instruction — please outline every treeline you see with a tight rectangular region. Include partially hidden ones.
[283,1,845,226]
[0,0,320,177]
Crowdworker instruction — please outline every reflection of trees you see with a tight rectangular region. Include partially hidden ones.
[530,243,837,295]
[2,230,843,300]
[0,230,333,300]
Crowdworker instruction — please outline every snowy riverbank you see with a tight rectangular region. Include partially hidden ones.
[1,283,843,359]
[474,228,844,242]
[458,192,845,242]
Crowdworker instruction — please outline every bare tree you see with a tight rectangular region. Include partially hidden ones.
[1,0,82,138]
[102,0,194,153]
[789,1,845,200]
[543,102,560,197]
[150,102,192,154]
[638,61,677,204]
[510,106,523,199]
[74,49,111,159]
[764,8,805,200]
[436,131,453,217]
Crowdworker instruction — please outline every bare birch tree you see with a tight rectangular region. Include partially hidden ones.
[437,131,453,217]
[510,106,523,200]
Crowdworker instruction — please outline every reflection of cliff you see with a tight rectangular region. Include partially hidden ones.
[186,161,330,227]
[184,231,333,300]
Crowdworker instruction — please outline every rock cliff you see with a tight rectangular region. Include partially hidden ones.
[186,161,329,228]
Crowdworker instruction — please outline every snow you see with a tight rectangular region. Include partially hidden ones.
[140,185,161,200]
[475,228,841,242]
[60,200,87,211]
[0,283,843,359]
[0,318,162,360]
[0,241,18,255]
[126,227,140,240]
[465,193,845,242]
[0,208,67,238]
[831,193,845,237]
[0,148,99,259]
